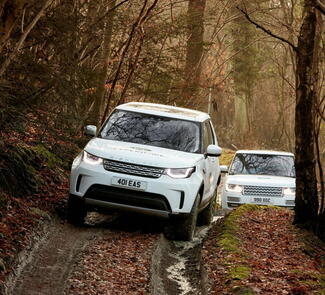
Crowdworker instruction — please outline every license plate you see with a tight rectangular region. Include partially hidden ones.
[111,177,147,191]
[252,197,271,204]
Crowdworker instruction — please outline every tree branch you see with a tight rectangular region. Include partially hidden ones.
[236,6,298,52]
[315,0,325,15]
[90,0,129,28]
[100,0,149,124]
[0,0,54,77]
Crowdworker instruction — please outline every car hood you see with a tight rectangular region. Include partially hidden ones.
[225,174,295,187]
[84,138,203,168]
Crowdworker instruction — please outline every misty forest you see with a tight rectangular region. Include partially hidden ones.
[0,0,325,294]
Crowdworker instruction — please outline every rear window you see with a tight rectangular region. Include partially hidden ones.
[99,110,201,153]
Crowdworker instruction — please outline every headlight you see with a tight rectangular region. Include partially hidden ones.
[83,151,103,165]
[165,167,195,179]
[283,187,295,196]
[72,152,83,169]
[225,183,243,193]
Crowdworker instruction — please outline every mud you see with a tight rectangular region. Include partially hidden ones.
[4,211,223,295]
[6,221,98,295]
[151,217,223,295]
[4,213,164,295]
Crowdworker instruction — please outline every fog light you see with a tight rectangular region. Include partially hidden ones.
[228,203,240,208]
[285,200,295,206]
[227,196,240,202]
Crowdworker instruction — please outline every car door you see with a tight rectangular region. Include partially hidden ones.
[202,120,217,202]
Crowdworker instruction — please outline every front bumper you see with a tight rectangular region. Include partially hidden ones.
[69,160,202,216]
[221,190,295,209]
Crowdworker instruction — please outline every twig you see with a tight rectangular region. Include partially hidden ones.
[236,6,298,52]
[90,0,129,28]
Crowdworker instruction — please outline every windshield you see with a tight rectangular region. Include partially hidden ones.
[229,153,295,177]
[99,110,201,153]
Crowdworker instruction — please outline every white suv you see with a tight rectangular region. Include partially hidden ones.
[68,102,222,240]
[221,150,295,209]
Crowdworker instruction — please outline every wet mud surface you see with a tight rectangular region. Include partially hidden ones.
[151,218,223,295]
[4,212,223,295]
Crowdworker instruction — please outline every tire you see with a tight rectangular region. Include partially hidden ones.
[172,194,200,241]
[197,192,216,226]
[67,194,86,226]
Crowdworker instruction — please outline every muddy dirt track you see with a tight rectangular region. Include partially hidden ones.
[3,213,222,295]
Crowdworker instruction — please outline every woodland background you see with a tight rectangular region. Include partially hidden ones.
[0,0,324,238]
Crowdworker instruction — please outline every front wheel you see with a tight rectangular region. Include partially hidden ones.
[197,193,216,226]
[67,194,86,226]
[172,194,200,241]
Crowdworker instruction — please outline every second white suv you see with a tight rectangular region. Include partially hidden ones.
[221,150,296,209]
[68,102,222,240]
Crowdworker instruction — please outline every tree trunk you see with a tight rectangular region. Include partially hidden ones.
[314,8,325,241]
[293,0,319,229]
[182,0,206,104]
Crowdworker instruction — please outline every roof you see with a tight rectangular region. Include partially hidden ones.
[236,150,294,157]
[116,102,210,122]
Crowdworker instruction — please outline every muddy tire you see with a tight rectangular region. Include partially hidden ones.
[172,194,200,241]
[197,192,216,226]
[67,194,86,226]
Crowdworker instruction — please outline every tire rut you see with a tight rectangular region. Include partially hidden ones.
[5,213,223,295]
[7,221,101,295]
[151,221,222,295]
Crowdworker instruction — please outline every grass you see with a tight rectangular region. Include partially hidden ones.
[220,148,235,166]
[217,204,261,290]
[218,205,260,254]
[229,265,251,280]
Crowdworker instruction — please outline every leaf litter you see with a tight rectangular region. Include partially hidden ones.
[203,205,325,294]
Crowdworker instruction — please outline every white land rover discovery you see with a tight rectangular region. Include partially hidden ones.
[68,102,222,240]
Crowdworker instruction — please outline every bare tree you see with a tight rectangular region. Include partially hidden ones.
[238,0,324,238]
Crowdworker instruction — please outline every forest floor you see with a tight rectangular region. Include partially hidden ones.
[203,205,325,295]
[3,205,324,295]
[0,126,324,294]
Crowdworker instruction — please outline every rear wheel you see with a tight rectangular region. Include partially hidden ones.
[172,194,200,241]
[67,194,86,226]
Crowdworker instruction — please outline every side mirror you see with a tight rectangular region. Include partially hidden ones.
[84,125,97,137]
[206,145,222,157]
[220,165,229,173]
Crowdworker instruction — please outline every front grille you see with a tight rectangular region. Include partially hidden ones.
[243,186,283,197]
[103,159,164,178]
[85,184,171,211]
